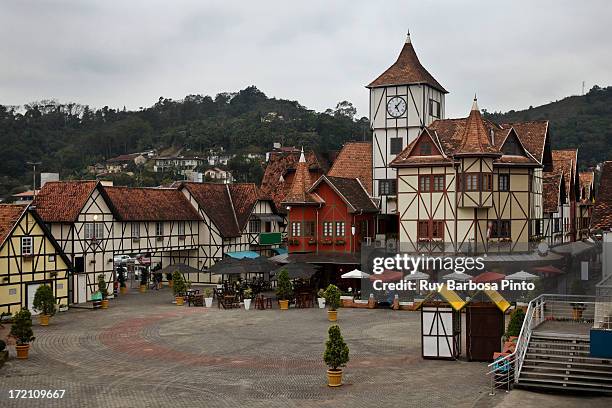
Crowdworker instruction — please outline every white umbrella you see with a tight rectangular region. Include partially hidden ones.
[505,270,539,281]
[341,269,371,279]
[441,272,472,281]
[403,271,430,281]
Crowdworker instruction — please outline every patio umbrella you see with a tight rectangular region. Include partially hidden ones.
[402,271,430,281]
[504,270,539,281]
[473,271,505,283]
[208,258,248,275]
[532,265,563,275]
[441,271,472,281]
[271,262,320,280]
[244,256,278,274]
[341,269,371,279]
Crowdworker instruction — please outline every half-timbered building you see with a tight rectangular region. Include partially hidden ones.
[34,180,115,304]
[578,171,595,240]
[0,204,72,314]
[283,150,378,255]
[367,32,447,231]
[102,186,202,271]
[390,98,552,255]
[543,149,579,244]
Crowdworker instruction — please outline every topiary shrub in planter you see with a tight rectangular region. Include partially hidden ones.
[505,308,525,340]
[33,284,56,326]
[243,288,253,310]
[10,309,35,359]
[139,269,149,293]
[275,269,293,310]
[323,284,341,322]
[203,287,214,308]
[98,274,109,309]
[323,324,349,387]
[166,272,173,289]
[317,289,326,309]
[172,271,187,306]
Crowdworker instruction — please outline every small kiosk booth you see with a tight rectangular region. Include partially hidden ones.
[465,290,511,362]
[417,285,467,360]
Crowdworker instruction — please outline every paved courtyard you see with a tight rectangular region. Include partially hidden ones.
[0,289,610,408]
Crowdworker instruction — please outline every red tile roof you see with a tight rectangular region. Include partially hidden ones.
[181,182,261,238]
[260,150,327,212]
[579,171,595,202]
[103,186,201,221]
[391,102,546,168]
[592,162,612,230]
[34,181,98,222]
[543,173,562,213]
[0,204,27,247]
[367,37,447,93]
[548,149,577,196]
[313,176,378,213]
[283,151,321,205]
[328,142,373,194]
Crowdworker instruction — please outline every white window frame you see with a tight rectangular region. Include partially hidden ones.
[178,221,186,236]
[335,221,345,238]
[21,236,33,256]
[291,222,301,237]
[155,222,164,236]
[131,223,140,238]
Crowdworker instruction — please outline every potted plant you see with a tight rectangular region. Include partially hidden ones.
[172,271,187,306]
[243,288,253,310]
[139,268,149,293]
[117,267,127,294]
[98,274,109,309]
[308,238,317,245]
[32,284,56,326]
[204,287,214,308]
[275,269,293,310]
[571,302,587,321]
[504,308,525,340]
[166,272,173,289]
[323,284,341,322]
[323,325,349,387]
[10,309,35,359]
[317,289,326,309]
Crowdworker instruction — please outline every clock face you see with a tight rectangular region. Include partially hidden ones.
[387,96,407,118]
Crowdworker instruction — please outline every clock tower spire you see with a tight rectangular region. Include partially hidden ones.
[367,32,448,222]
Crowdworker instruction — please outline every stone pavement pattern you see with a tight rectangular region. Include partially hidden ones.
[0,289,608,408]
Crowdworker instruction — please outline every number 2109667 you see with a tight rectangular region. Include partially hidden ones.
[8,390,66,399]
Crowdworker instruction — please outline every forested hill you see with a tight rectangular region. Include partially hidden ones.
[485,85,612,169]
[0,86,369,198]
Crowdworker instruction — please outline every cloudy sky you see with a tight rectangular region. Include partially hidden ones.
[1,0,611,118]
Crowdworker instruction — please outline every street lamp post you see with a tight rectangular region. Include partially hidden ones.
[26,161,42,197]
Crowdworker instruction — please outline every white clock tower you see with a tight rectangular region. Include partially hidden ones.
[367,31,448,227]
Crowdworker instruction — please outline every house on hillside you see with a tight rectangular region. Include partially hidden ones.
[204,167,233,183]
[390,98,552,255]
[105,153,147,173]
[153,155,204,174]
[0,204,72,314]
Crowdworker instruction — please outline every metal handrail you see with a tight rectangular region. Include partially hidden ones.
[486,293,597,395]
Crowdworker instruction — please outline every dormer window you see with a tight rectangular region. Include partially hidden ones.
[429,99,441,118]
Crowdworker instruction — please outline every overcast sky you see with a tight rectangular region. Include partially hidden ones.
[1,0,611,118]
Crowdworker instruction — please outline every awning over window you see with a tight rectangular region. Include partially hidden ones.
[254,214,285,223]
[226,251,261,259]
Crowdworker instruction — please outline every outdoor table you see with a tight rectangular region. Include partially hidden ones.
[255,295,272,310]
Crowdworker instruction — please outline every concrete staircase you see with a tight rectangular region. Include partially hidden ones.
[518,332,612,393]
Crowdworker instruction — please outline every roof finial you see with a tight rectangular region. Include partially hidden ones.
[405,29,411,44]
[471,94,479,111]
[299,146,305,163]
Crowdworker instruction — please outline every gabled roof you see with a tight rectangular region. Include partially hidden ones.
[34,180,99,223]
[591,161,612,230]
[310,176,378,213]
[543,172,562,213]
[181,182,261,238]
[391,100,547,168]
[579,171,595,202]
[328,142,373,194]
[103,186,201,221]
[0,204,28,247]
[367,34,447,93]
[547,149,578,196]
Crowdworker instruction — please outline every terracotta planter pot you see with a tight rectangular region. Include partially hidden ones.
[368,296,376,309]
[572,309,584,321]
[39,314,50,326]
[139,285,146,293]
[101,299,109,309]
[279,300,289,310]
[176,296,184,306]
[328,310,338,322]
[16,344,30,359]
[120,286,127,295]
[157,282,163,290]
[168,281,173,288]
[327,369,343,387]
